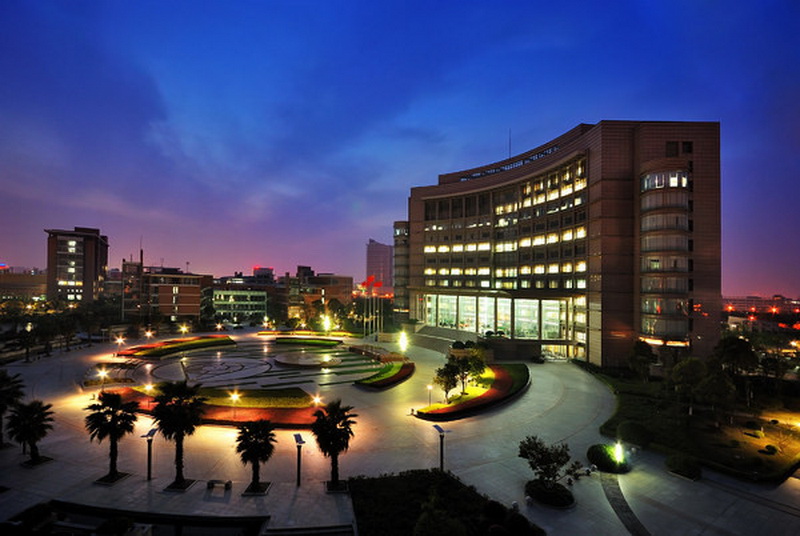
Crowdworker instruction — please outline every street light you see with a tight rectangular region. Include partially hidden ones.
[433,424,450,471]
[98,368,109,392]
[294,433,305,487]
[179,325,189,335]
[144,330,153,341]
[140,428,158,481]
[427,384,433,406]
[144,383,154,410]
[115,336,125,355]
[230,391,241,421]
[313,395,322,406]
[399,331,409,354]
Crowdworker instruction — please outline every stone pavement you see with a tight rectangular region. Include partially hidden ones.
[1,332,800,535]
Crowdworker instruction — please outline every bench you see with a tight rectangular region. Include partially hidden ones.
[207,479,232,490]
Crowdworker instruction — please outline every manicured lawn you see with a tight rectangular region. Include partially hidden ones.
[117,335,235,358]
[415,364,530,421]
[355,361,415,389]
[595,371,800,482]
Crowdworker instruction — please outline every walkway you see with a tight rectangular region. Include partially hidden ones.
[2,332,800,535]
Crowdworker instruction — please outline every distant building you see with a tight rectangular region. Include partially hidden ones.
[397,121,721,368]
[120,254,212,324]
[723,295,800,315]
[45,227,108,303]
[393,221,410,318]
[366,239,393,295]
[0,272,47,301]
[277,266,354,323]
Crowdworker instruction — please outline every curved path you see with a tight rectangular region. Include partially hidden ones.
[2,332,800,535]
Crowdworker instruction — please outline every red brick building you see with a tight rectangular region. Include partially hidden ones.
[398,121,721,368]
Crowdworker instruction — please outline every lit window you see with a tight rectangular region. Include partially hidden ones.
[562,263,573,273]
[437,245,450,253]
[478,242,491,251]
[438,268,450,275]
[575,296,586,306]
[426,279,436,286]
[452,244,464,252]
[466,243,477,252]
[547,233,559,244]
[576,261,587,272]
[576,278,587,289]
[520,265,532,275]
[533,235,545,246]
[576,227,586,239]
[562,230,573,241]
[534,264,545,274]
[68,240,76,246]
[519,238,531,248]
[424,246,436,253]
[424,268,435,275]
[548,264,559,274]
[465,268,477,275]
[478,267,491,275]
[451,268,462,275]
[480,280,491,288]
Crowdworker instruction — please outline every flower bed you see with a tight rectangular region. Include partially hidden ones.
[355,361,415,389]
[116,335,235,358]
[415,364,530,421]
[111,386,317,428]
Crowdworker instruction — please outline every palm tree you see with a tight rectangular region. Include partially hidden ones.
[84,391,140,480]
[235,420,277,493]
[0,370,25,445]
[7,400,55,464]
[151,381,206,487]
[311,399,358,488]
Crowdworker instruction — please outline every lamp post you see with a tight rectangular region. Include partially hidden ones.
[294,433,305,487]
[433,424,450,471]
[141,428,158,481]
[115,336,125,356]
[427,384,433,406]
[144,383,154,410]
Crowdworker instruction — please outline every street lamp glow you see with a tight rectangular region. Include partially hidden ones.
[399,331,409,353]
[179,325,189,334]
[144,330,153,339]
[322,315,331,333]
[115,336,125,346]
[230,392,241,403]
[614,442,625,464]
[97,369,109,379]
[427,384,433,405]
[216,323,223,331]
[313,395,322,405]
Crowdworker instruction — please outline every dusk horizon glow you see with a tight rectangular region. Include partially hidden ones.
[2,1,799,297]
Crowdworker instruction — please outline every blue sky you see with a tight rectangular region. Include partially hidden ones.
[1,0,799,297]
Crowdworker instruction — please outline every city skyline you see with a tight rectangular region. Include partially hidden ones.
[2,1,799,296]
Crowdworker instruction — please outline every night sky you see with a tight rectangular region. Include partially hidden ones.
[1,1,798,297]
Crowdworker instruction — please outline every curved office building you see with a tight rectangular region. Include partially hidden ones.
[398,121,720,368]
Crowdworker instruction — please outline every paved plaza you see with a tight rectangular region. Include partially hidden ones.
[2,332,800,534]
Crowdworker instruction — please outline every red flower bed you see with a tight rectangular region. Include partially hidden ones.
[109,387,316,429]
[415,365,516,421]
[117,335,233,358]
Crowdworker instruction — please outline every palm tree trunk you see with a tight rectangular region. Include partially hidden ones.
[175,434,185,484]
[29,441,40,463]
[331,453,339,485]
[109,437,119,477]
[251,461,260,488]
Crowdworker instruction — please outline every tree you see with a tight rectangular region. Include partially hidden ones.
[697,367,736,428]
[84,391,140,480]
[311,399,358,488]
[7,400,55,464]
[151,381,207,486]
[517,435,582,488]
[628,340,657,383]
[236,420,277,493]
[433,361,459,403]
[714,335,758,377]
[0,370,25,445]
[671,358,707,416]
[57,310,77,351]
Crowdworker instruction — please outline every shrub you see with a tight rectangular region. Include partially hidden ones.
[760,444,778,455]
[524,479,574,508]
[617,421,652,448]
[666,454,702,480]
[586,444,630,473]
[464,340,475,349]
[452,341,466,350]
